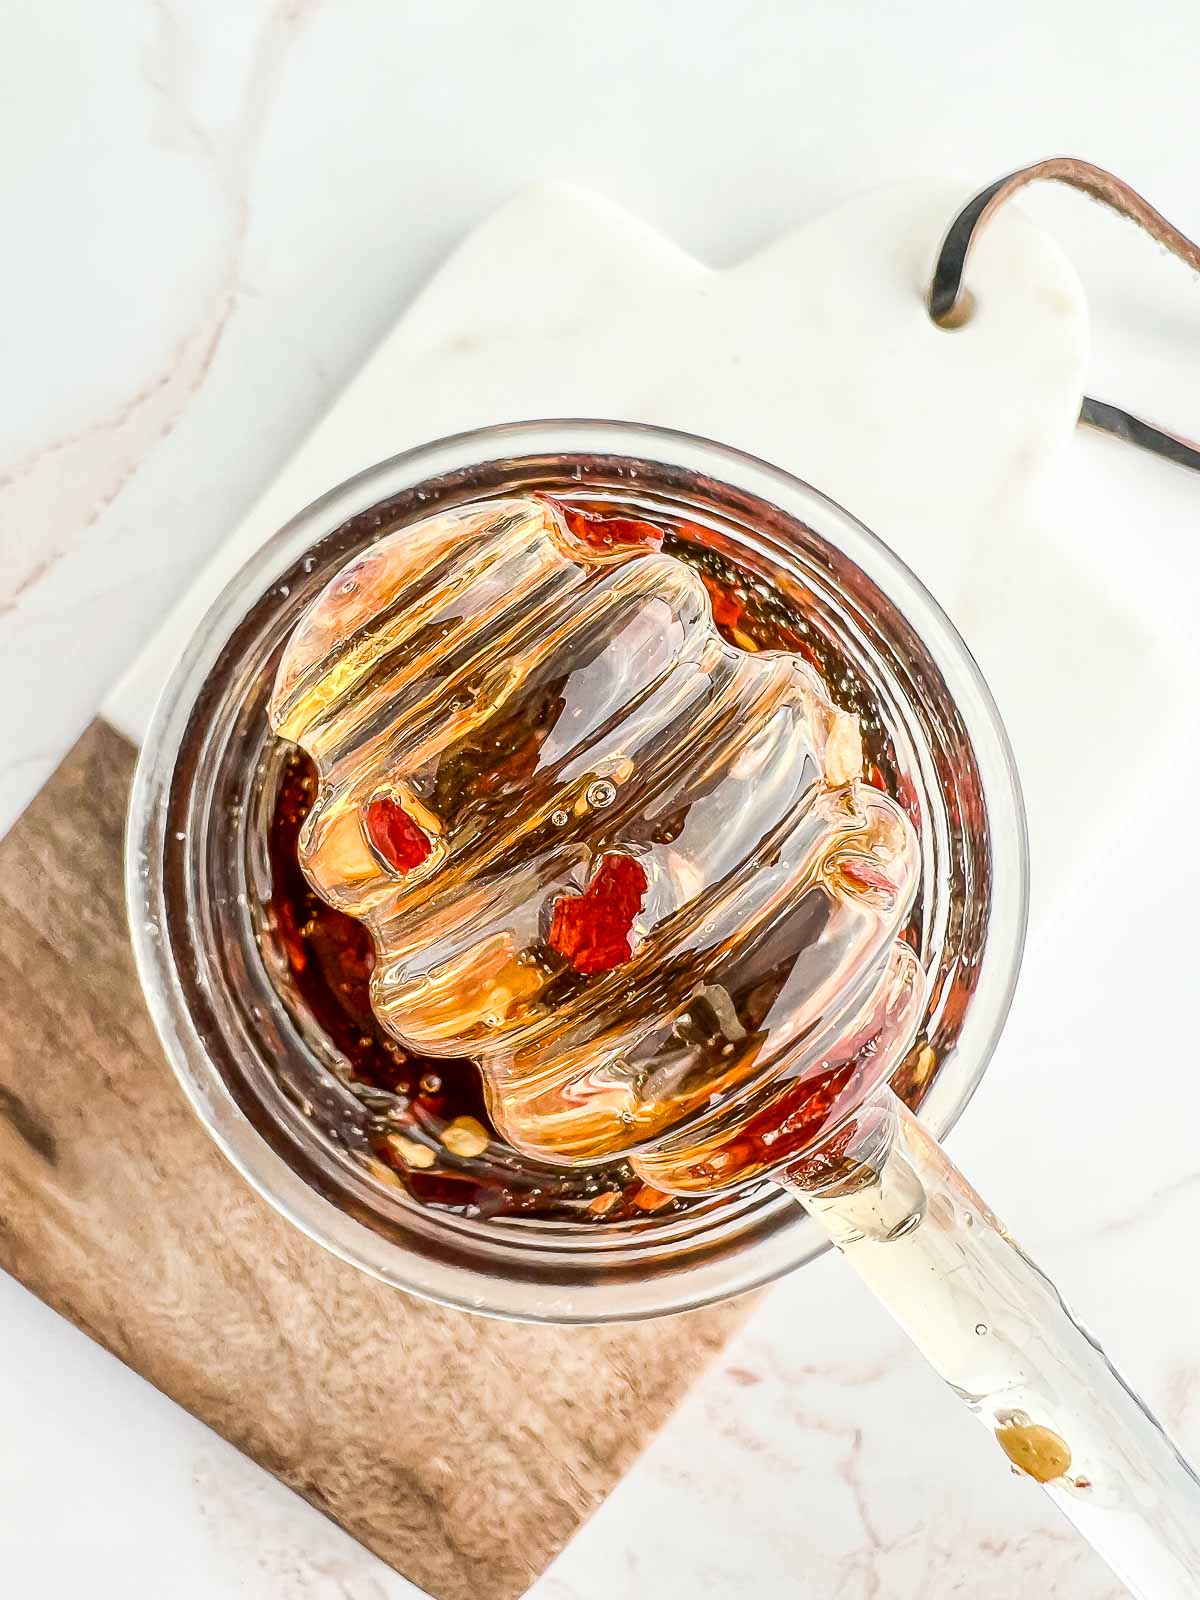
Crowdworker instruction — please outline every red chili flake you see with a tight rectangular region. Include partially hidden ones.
[837,857,895,895]
[896,770,921,823]
[273,898,308,972]
[539,494,664,555]
[548,853,647,974]
[364,795,432,873]
[863,761,889,793]
[699,571,746,633]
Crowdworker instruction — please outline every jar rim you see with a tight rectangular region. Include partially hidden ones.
[126,418,1028,1322]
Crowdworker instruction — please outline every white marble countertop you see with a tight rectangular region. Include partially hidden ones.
[4,4,1200,1597]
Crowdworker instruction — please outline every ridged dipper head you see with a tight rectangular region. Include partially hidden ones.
[269,495,923,1187]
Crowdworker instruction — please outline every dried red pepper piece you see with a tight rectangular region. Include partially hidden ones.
[698,570,746,634]
[836,857,895,895]
[862,760,889,793]
[540,494,664,555]
[273,897,308,973]
[548,853,647,975]
[364,795,432,873]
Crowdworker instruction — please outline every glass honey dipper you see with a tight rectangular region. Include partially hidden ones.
[269,491,1200,1597]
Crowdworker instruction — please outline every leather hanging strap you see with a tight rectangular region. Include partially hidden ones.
[929,156,1200,473]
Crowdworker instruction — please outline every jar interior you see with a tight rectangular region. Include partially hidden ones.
[155,444,999,1314]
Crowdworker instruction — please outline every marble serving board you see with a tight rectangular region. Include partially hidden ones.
[5,181,1196,1600]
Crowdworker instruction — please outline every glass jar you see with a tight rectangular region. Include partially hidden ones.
[127,420,1026,1322]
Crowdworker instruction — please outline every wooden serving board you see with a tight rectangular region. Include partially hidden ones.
[0,721,750,1600]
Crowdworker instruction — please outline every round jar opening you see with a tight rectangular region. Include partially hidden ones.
[129,422,1026,1321]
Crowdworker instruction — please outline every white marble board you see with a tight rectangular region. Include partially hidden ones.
[106,180,1197,929]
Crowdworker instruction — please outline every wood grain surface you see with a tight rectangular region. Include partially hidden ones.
[0,722,754,1600]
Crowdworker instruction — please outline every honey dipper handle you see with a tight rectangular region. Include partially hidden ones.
[779,1084,1200,1599]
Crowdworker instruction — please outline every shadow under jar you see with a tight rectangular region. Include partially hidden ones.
[128,420,1026,1322]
